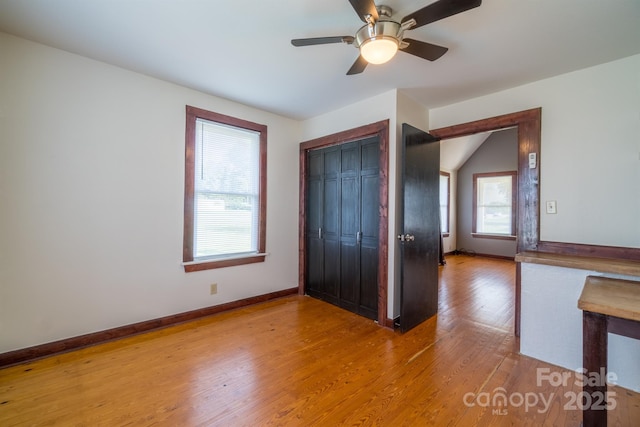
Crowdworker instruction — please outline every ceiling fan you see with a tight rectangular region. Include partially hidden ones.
[291,0,482,75]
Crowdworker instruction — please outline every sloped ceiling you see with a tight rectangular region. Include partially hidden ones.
[440,131,492,172]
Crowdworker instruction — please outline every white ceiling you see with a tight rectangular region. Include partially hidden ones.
[1,0,639,120]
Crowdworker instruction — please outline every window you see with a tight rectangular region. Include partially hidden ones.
[472,171,516,239]
[439,172,450,236]
[183,106,267,272]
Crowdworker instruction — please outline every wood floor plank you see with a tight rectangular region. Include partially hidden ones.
[1,255,638,426]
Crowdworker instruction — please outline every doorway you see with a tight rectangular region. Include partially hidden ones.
[430,107,542,336]
[298,120,390,326]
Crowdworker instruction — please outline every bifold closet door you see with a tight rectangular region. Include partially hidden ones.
[306,146,339,305]
[305,137,379,320]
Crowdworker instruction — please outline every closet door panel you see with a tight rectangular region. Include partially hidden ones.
[339,242,359,310]
[323,239,340,301]
[361,138,380,171]
[341,142,359,173]
[361,174,379,240]
[323,178,339,237]
[341,176,358,237]
[323,175,340,301]
[306,238,324,298]
[305,151,323,296]
[359,244,378,319]
[359,138,379,319]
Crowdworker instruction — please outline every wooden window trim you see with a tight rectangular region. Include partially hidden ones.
[472,171,517,238]
[440,171,451,235]
[183,105,267,272]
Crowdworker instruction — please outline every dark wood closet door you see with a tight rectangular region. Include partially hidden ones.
[357,137,380,319]
[306,146,340,304]
[305,149,324,300]
[338,141,360,313]
[305,137,379,320]
[322,147,341,303]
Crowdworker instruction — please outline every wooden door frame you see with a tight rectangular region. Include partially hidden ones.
[299,120,390,327]
[429,107,542,338]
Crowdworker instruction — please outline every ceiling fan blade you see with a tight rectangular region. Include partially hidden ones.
[347,55,368,75]
[401,39,448,61]
[291,36,354,47]
[402,0,481,29]
[348,0,379,23]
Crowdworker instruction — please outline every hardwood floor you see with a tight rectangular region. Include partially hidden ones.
[1,255,638,426]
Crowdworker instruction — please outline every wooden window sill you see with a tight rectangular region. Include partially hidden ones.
[183,253,268,272]
[471,233,516,241]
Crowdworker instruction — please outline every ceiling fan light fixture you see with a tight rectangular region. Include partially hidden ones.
[360,37,399,64]
[355,19,402,65]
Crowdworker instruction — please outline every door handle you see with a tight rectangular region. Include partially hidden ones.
[397,234,415,242]
[318,227,322,239]
[357,231,362,244]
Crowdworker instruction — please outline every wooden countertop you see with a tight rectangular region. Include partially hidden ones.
[515,251,640,277]
[578,276,640,321]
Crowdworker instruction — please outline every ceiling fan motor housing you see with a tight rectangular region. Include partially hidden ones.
[354,20,402,49]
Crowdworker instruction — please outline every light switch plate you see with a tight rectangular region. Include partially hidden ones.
[546,200,557,214]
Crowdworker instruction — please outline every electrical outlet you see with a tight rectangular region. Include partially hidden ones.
[210,283,218,295]
[546,201,557,214]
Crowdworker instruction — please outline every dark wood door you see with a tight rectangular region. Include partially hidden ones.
[306,146,340,305]
[399,124,440,332]
[305,137,379,319]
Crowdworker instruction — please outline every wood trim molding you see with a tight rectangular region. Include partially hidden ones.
[472,170,517,237]
[440,171,451,234]
[383,317,396,329]
[536,241,640,261]
[0,288,298,368]
[515,262,522,337]
[431,107,542,253]
[473,253,516,261]
[299,120,390,327]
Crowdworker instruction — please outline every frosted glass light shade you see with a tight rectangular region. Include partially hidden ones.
[360,38,398,64]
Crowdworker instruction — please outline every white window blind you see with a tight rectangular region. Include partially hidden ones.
[476,174,513,235]
[193,118,260,259]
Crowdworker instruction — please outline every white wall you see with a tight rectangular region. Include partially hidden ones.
[521,263,640,392]
[430,54,640,249]
[0,33,301,353]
